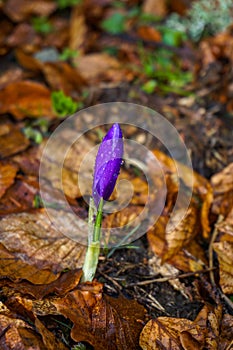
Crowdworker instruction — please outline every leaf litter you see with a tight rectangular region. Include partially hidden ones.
[0,0,233,349]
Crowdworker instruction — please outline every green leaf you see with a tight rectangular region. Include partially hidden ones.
[141,80,157,94]
[32,16,53,34]
[51,90,79,117]
[56,0,82,9]
[101,12,126,34]
[23,126,43,144]
[58,47,78,61]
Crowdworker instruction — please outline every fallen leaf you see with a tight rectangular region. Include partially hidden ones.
[43,17,70,49]
[147,215,207,273]
[213,240,233,294]
[216,207,233,242]
[137,26,162,42]
[0,67,25,89]
[0,175,38,215]
[0,121,30,158]
[0,19,13,55]
[0,210,85,282]
[74,53,125,83]
[0,243,57,284]
[140,304,223,350]
[6,23,40,49]
[152,149,213,238]
[0,162,18,198]
[142,0,167,17]
[162,204,200,262]
[0,269,82,300]
[41,62,87,96]
[0,80,53,120]
[69,3,87,55]
[0,313,46,350]
[211,162,233,217]
[13,146,40,176]
[51,284,146,350]
[3,0,57,22]
[35,318,68,350]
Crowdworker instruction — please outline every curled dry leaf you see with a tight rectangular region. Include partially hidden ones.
[0,67,25,89]
[211,162,233,217]
[0,80,53,120]
[74,53,128,83]
[41,62,87,96]
[69,3,87,55]
[35,318,68,350]
[213,240,233,294]
[147,150,211,266]
[0,313,46,350]
[0,175,38,215]
[0,121,29,158]
[147,215,207,273]
[0,210,85,283]
[50,284,146,350]
[3,0,57,22]
[40,131,95,200]
[0,269,82,300]
[1,281,145,349]
[7,23,40,49]
[0,162,18,198]
[142,0,167,17]
[140,304,228,350]
[152,150,213,239]
[162,204,200,262]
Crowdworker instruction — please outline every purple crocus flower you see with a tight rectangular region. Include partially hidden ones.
[92,123,123,208]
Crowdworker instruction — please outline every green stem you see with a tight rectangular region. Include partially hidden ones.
[81,198,104,283]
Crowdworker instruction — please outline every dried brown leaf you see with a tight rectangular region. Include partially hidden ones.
[142,0,167,17]
[0,81,53,120]
[0,210,85,283]
[0,121,29,158]
[0,243,57,284]
[0,162,18,198]
[162,204,200,262]
[213,240,233,294]
[3,0,57,22]
[35,318,68,350]
[152,150,213,239]
[0,175,38,215]
[70,4,87,55]
[74,53,125,83]
[7,23,40,49]
[147,215,207,273]
[140,304,223,350]
[0,313,46,350]
[0,68,24,89]
[52,284,145,350]
[0,269,82,299]
[211,162,233,217]
[41,62,87,96]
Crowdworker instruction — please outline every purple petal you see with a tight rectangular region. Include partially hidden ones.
[92,123,123,207]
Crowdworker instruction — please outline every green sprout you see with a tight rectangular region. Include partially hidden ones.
[56,0,82,9]
[32,16,53,34]
[22,118,49,144]
[58,48,78,61]
[51,91,80,118]
[101,12,127,34]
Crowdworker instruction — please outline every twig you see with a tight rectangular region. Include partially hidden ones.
[208,215,223,286]
[98,271,122,291]
[126,267,216,287]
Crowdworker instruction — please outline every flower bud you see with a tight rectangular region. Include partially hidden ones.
[92,123,123,207]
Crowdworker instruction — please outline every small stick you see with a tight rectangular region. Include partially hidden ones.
[126,267,216,287]
[208,215,223,286]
